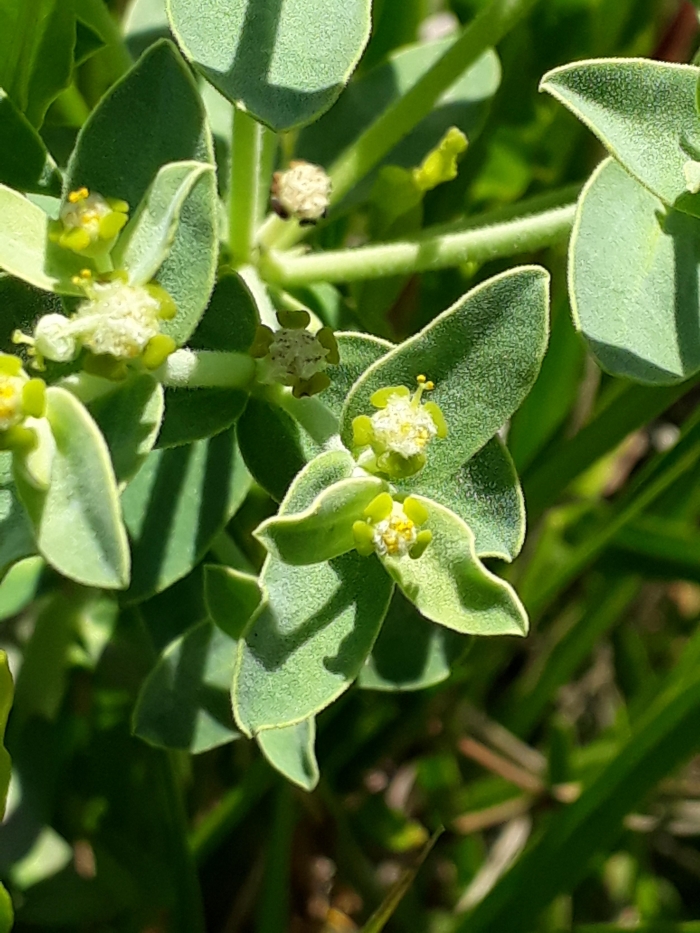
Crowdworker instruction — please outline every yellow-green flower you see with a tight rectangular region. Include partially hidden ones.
[15,271,177,375]
[250,309,339,398]
[0,353,46,450]
[51,187,129,259]
[351,375,448,479]
[353,492,432,559]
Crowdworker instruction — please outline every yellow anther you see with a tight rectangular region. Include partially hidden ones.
[417,374,426,384]
[68,187,89,203]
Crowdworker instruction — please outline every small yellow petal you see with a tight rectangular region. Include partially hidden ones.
[98,211,128,240]
[403,496,429,526]
[424,400,448,438]
[409,530,432,559]
[60,228,92,252]
[276,308,310,330]
[293,371,330,398]
[352,414,374,448]
[0,354,23,376]
[363,492,393,523]
[22,379,46,418]
[249,325,275,358]
[146,284,178,320]
[370,385,410,409]
[142,334,177,370]
[352,521,375,556]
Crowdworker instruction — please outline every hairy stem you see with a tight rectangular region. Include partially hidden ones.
[229,107,262,264]
[263,202,576,286]
[159,350,256,389]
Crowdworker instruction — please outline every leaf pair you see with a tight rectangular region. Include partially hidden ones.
[541,59,700,384]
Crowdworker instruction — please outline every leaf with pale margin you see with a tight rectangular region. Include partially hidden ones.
[256,474,386,565]
[121,426,251,602]
[341,266,549,480]
[233,449,394,734]
[257,718,319,791]
[407,437,525,561]
[0,556,43,623]
[204,564,263,641]
[570,158,700,384]
[0,453,36,582]
[541,59,700,217]
[167,0,371,132]
[64,40,218,343]
[0,90,61,195]
[114,159,214,287]
[88,375,165,484]
[133,619,240,753]
[381,496,527,636]
[14,388,130,589]
[358,589,466,692]
[0,184,86,294]
[322,332,393,420]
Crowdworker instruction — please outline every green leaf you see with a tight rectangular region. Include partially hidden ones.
[237,395,323,501]
[87,374,165,484]
[124,0,171,59]
[0,555,43,623]
[64,40,218,343]
[322,332,393,420]
[14,387,131,589]
[0,884,11,933]
[256,719,319,791]
[113,159,214,290]
[121,426,251,602]
[358,588,466,692]
[158,273,258,447]
[541,59,700,216]
[204,564,263,640]
[0,454,36,582]
[0,90,61,195]
[233,450,394,734]
[570,157,700,384]
[0,184,86,294]
[133,619,241,753]
[0,650,13,816]
[74,15,106,66]
[382,496,528,636]
[341,266,549,480]
[167,0,372,132]
[408,437,525,562]
[297,39,500,202]
[256,474,386,565]
[0,0,76,127]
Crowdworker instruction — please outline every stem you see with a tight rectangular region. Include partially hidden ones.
[159,349,256,389]
[259,383,340,447]
[261,0,541,248]
[229,107,262,265]
[263,203,576,286]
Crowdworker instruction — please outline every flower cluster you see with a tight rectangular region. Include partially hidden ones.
[0,353,46,450]
[250,308,339,398]
[16,271,177,376]
[271,161,331,225]
[51,188,129,259]
[351,375,448,479]
[353,492,432,560]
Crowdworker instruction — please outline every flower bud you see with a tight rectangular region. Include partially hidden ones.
[271,161,331,225]
[52,188,129,258]
[250,310,339,398]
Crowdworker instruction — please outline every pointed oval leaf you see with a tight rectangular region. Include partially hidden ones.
[570,157,700,384]
[408,437,525,561]
[121,425,251,602]
[381,496,528,636]
[233,449,393,734]
[204,564,263,640]
[0,555,43,623]
[322,332,393,420]
[0,90,61,195]
[256,474,386,565]
[358,589,466,692]
[0,453,36,582]
[87,374,165,484]
[257,718,319,791]
[341,266,549,480]
[14,388,130,589]
[167,0,372,132]
[64,40,218,343]
[133,619,240,753]
[541,59,700,216]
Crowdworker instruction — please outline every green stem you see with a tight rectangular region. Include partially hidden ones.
[51,84,91,127]
[159,349,256,389]
[263,203,576,286]
[258,383,340,447]
[229,107,262,264]
[261,0,541,248]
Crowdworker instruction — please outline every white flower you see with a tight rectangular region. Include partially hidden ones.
[370,392,438,459]
[56,188,129,254]
[267,328,330,384]
[75,280,162,359]
[34,314,78,363]
[271,161,331,224]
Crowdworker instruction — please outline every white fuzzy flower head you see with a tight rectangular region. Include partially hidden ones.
[34,314,78,363]
[268,328,330,384]
[271,161,331,224]
[370,393,438,459]
[372,501,418,558]
[75,280,162,359]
